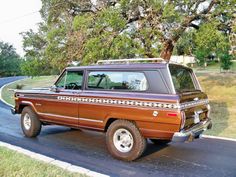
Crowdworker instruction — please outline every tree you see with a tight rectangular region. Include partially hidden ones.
[0,41,22,76]
[194,23,232,68]
[174,30,195,56]
[22,0,235,71]
[21,23,59,75]
[220,53,232,70]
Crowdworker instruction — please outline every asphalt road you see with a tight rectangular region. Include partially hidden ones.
[0,77,236,177]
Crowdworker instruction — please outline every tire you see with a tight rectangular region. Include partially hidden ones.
[21,107,42,138]
[106,120,147,161]
[150,139,170,145]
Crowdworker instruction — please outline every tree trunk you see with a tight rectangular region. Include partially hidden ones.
[160,40,174,62]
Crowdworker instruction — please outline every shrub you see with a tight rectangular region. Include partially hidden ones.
[16,84,24,90]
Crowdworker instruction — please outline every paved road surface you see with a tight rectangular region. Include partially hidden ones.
[0,77,236,177]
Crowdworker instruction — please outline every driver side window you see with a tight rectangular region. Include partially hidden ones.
[56,71,83,90]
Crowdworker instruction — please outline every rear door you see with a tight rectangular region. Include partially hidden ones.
[78,70,150,130]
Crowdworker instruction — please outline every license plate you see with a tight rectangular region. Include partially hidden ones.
[194,111,201,124]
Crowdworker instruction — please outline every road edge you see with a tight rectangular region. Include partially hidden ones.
[0,141,109,177]
[201,135,236,142]
[0,78,27,107]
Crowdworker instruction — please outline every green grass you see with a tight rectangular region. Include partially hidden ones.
[1,76,58,106]
[0,146,86,177]
[1,74,236,139]
[193,60,236,72]
[197,73,236,138]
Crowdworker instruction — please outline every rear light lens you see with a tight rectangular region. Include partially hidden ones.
[207,104,211,118]
[167,113,178,117]
[180,111,186,129]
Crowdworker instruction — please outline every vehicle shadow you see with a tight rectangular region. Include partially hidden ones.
[207,101,229,136]
[39,126,170,158]
[141,141,169,158]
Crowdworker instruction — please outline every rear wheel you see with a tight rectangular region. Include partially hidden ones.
[21,107,42,137]
[106,120,147,161]
[150,139,170,145]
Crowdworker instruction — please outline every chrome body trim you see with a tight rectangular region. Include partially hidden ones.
[179,99,209,110]
[38,112,79,120]
[38,112,103,123]
[78,117,103,123]
[21,101,33,105]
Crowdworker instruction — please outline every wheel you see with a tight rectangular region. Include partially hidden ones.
[21,107,42,137]
[150,139,170,145]
[106,120,147,161]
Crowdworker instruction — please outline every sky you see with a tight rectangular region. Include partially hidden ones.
[0,0,42,56]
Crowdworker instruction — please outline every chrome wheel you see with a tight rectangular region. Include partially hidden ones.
[23,113,31,130]
[113,128,134,153]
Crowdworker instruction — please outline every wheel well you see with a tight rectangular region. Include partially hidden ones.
[18,104,29,113]
[105,118,117,132]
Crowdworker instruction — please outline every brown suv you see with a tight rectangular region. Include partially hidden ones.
[12,58,212,161]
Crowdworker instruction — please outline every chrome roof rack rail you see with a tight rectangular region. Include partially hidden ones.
[97,58,166,65]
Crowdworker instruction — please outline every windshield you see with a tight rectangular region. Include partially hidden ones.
[169,65,198,93]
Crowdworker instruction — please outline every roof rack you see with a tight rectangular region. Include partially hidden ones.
[97,58,166,65]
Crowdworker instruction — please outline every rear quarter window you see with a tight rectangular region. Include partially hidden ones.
[87,71,148,91]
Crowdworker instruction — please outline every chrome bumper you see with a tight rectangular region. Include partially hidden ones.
[172,119,212,142]
[11,107,16,115]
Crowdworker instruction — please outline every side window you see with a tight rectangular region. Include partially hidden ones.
[87,71,148,91]
[56,71,83,90]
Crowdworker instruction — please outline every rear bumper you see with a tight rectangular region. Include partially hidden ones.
[172,119,212,142]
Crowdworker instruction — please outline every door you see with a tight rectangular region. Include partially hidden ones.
[39,70,84,127]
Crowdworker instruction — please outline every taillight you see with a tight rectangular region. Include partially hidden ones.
[180,111,186,129]
[167,113,178,117]
[207,104,211,118]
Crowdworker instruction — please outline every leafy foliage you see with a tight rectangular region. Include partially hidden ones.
[220,53,232,70]
[0,41,22,76]
[194,23,232,68]
[21,0,235,75]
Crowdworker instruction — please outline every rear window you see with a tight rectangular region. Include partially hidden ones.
[169,65,196,93]
[87,71,148,91]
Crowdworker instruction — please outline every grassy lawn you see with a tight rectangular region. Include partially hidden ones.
[197,73,236,138]
[0,146,85,177]
[193,60,236,72]
[1,76,58,106]
[1,73,236,139]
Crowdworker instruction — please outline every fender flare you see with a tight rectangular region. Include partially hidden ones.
[19,101,37,113]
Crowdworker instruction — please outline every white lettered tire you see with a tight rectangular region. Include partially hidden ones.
[106,120,147,161]
[21,106,42,137]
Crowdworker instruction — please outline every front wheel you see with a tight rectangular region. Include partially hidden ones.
[21,107,42,137]
[106,120,147,161]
